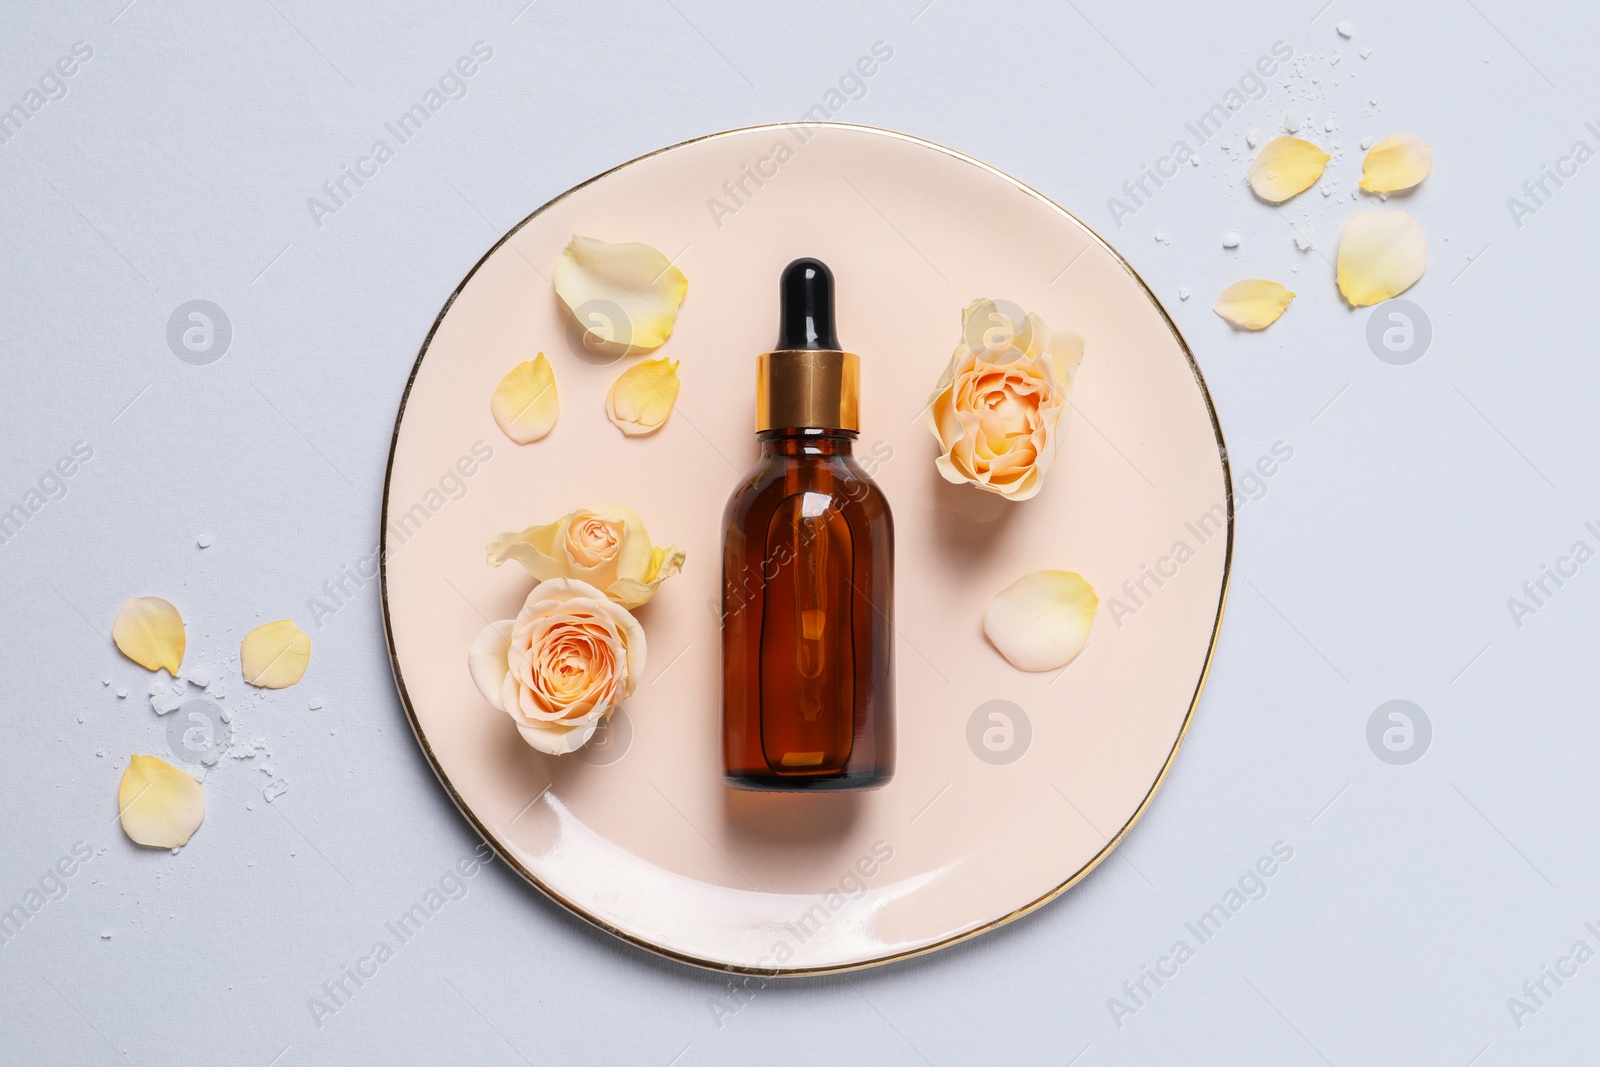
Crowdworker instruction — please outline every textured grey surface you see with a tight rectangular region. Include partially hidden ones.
[1,0,1596,1063]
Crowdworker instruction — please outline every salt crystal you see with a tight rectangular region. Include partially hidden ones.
[186,667,210,688]
[100,929,112,939]
[197,535,212,549]
[1285,111,1302,133]
[1324,120,1334,132]
[1294,228,1315,251]
[1222,232,1241,249]
[116,688,128,699]
[1361,136,1374,149]
[101,678,110,686]
[151,688,185,716]
[309,697,325,710]
[1246,129,1261,148]
[1336,22,1353,37]
[1360,47,1371,58]
[1179,287,1190,300]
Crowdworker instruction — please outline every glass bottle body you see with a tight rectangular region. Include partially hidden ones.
[721,430,894,791]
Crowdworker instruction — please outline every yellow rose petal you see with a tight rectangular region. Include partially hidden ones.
[240,619,311,688]
[983,570,1098,672]
[1337,211,1428,307]
[1213,280,1295,330]
[606,358,680,437]
[1248,136,1331,203]
[118,754,204,848]
[1360,133,1433,193]
[112,596,185,674]
[491,354,558,444]
[553,235,688,352]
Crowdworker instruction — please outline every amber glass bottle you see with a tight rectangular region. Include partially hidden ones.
[721,258,895,791]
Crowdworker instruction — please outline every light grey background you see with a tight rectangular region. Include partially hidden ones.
[1,0,1595,1063]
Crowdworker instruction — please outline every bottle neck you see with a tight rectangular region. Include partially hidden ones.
[758,428,857,457]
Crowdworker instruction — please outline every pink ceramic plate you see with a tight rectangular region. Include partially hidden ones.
[381,124,1231,974]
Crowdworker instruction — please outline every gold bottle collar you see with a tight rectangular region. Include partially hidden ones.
[755,349,859,432]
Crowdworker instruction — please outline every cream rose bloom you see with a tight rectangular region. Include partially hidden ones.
[467,578,646,755]
[926,299,1084,502]
[486,504,684,609]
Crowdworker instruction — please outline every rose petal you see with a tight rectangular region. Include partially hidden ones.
[983,570,1098,672]
[1337,211,1428,307]
[240,620,311,688]
[468,620,513,711]
[608,545,687,610]
[517,717,601,755]
[118,754,204,848]
[1248,136,1331,203]
[112,596,185,674]
[606,357,680,436]
[1213,279,1296,330]
[553,236,688,352]
[491,354,558,445]
[1359,133,1433,193]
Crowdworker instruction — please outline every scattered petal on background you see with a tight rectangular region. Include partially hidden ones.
[1359,133,1433,192]
[553,236,688,351]
[1337,211,1428,307]
[1213,279,1296,330]
[112,597,185,674]
[1248,136,1331,203]
[606,358,681,436]
[241,620,311,688]
[983,570,1098,672]
[118,755,204,848]
[491,354,559,444]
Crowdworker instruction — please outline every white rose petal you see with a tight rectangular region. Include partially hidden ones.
[118,755,205,848]
[553,236,688,352]
[1248,136,1330,203]
[112,597,185,674]
[1214,280,1295,330]
[240,620,311,689]
[1337,211,1428,307]
[606,357,681,437]
[490,354,559,445]
[984,570,1099,672]
[1359,133,1433,193]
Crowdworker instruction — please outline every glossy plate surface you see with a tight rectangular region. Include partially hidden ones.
[381,123,1231,974]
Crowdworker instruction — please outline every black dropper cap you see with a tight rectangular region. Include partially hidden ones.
[777,258,840,350]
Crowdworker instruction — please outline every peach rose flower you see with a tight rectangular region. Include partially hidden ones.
[926,299,1084,502]
[486,504,684,610]
[467,578,646,755]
